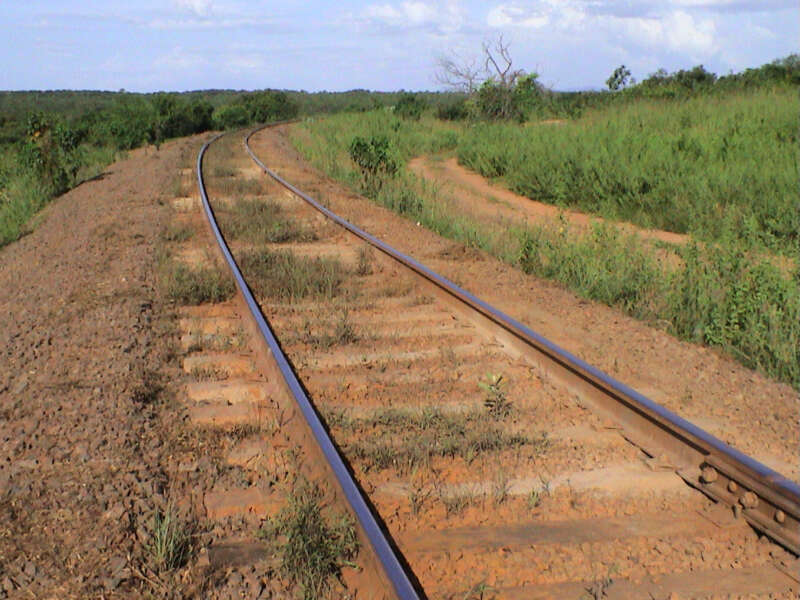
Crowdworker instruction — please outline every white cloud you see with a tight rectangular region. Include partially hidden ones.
[361,0,465,33]
[173,0,213,17]
[487,4,549,28]
[153,47,205,71]
[487,2,717,58]
[663,10,716,54]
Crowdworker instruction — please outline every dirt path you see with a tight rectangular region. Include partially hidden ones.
[409,155,689,246]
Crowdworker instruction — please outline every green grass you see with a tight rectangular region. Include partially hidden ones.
[161,260,235,305]
[297,309,359,349]
[219,197,314,244]
[326,406,548,474]
[260,481,359,600]
[290,96,800,389]
[458,87,799,255]
[0,142,119,248]
[146,505,192,574]
[160,223,194,243]
[238,248,346,301]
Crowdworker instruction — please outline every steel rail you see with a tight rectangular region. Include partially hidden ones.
[244,123,800,555]
[196,132,420,600]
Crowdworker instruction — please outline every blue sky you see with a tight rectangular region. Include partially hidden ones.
[1,1,796,92]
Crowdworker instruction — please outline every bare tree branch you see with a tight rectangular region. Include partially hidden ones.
[483,34,524,89]
[434,53,482,94]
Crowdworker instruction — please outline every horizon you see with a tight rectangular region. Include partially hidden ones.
[1,1,797,94]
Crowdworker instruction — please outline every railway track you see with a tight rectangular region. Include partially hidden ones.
[191,125,799,599]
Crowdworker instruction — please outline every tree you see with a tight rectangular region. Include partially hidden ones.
[606,65,632,91]
[435,35,541,121]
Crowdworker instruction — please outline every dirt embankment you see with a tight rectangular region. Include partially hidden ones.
[0,138,215,598]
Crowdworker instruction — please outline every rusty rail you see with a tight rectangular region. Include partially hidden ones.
[244,123,800,555]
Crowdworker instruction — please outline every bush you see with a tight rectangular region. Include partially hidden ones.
[348,135,398,193]
[436,100,469,121]
[18,112,83,196]
[101,97,155,150]
[394,93,426,120]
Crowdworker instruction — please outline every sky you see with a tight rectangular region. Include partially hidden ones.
[1,1,797,93]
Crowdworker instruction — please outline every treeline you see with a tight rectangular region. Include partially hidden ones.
[429,53,800,123]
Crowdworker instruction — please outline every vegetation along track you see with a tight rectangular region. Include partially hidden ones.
[195,124,799,599]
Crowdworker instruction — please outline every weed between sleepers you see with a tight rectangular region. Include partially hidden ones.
[298,309,359,349]
[332,406,549,474]
[218,197,316,245]
[238,247,346,301]
[162,261,235,305]
[258,481,359,600]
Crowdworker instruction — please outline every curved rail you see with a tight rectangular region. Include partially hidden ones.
[244,124,800,555]
[196,132,420,599]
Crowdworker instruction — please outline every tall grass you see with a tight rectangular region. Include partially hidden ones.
[458,87,799,254]
[290,102,800,389]
[0,142,118,248]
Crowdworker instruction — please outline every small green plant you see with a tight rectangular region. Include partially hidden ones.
[492,471,511,506]
[441,488,481,516]
[582,564,619,600]
[212,165,237,177]
[480,374,512,419]
[146,505,191,574]
[300,309,359,348]
[161,223,194,242]
[527,489,541,509]
[462,581,495,600]
[331,309,359,345]
[261,481,359,600]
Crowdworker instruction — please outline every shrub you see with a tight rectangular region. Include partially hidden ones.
[348,135,398,193]
[436,99,469,121]
[394,93,426,120]
[241,90,299,123]
[18,112,83,196]
[213,104,250,129]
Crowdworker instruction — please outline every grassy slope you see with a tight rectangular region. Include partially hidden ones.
[457,86,798,254]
